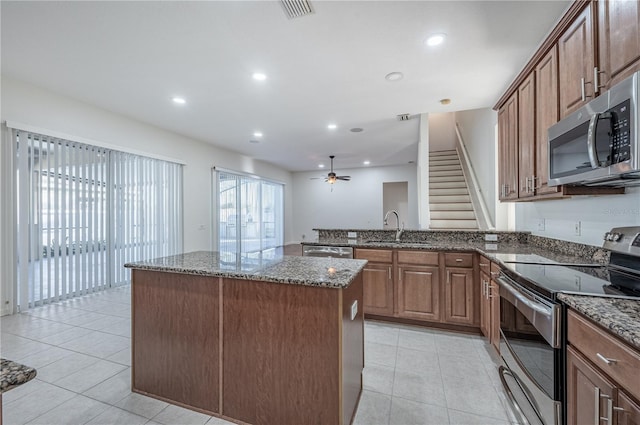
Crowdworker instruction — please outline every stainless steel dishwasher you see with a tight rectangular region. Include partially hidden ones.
[302,245,353,259]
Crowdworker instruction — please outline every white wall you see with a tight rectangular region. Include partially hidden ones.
[383,182,409,230]
[516,189,640,246]
[417,113,430,228]
[1,76,294,251]
[291,164,419,242]
[428,113,456,152]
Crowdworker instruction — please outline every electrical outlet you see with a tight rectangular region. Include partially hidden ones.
[537,219,545,231]
[484,234,498,242]
[347,231,357,238]
[574,221,581,236]
[350,300,358,320]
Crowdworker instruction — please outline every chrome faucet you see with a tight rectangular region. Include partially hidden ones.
[384,210,404,242]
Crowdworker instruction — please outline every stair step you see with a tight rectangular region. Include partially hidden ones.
[430,210,477,220]
[430,181,467,189]
[430,150,457,157]
[429,187,469,196]
[430,203,474,211]
[429,194,471,203]
[430,175,466,183]
[430,219,478,229]
[428,159,460,166]
[429,164,462,172]
[430,170,464,177]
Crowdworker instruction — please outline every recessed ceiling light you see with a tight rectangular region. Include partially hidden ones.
[363,160,371,165]
[252,72,267,81]
[327,123,337,130]
[318,164,325,168]
[425,33,446,47]
[171,97,186,105]
[249,139,260,144]
[385,72,404,81]
[253,131,263,138]
[350,127,364,133]
[440,98,452,105]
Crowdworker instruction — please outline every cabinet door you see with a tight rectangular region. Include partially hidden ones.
[535,46,562,196]
[498,93,519,201]
[518,73,536,199]
[443,267,474,325]
[362,264,393,316]
[489,280,500,352]
[396,265,440,322]
[567,346,617,425]
[479,272,490,338]
[617,390,640,425]
[558,3,596,118]
[598,0,640,89]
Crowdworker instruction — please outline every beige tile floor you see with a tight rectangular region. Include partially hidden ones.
[1,286,519,425]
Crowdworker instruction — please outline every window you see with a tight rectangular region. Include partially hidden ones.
[12,129,183,310]
[216,170,283,254]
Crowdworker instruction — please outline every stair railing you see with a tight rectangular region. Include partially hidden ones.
[454,122,494,230]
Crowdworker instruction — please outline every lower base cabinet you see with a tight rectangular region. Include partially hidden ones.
[362,263,393,316]
[396,265,440,321]
[443,267,474,325]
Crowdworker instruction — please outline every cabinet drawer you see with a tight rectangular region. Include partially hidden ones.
[397,250,439,266]
[490,262,501,277]
[567,309,640,401]
[479,255,490,273]
[444,253,473,268]
[355,248,393,264]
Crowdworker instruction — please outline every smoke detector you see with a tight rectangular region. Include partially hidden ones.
[397,114,411,121]
[280,0,314,19]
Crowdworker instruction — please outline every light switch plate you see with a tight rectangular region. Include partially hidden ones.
[350,300,358,320]
[484,243,498,250]
[484,234,498,242]
[347,231,357,238]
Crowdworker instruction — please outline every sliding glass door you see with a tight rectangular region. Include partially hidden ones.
[217,171,283,254]
[13,130,183,310]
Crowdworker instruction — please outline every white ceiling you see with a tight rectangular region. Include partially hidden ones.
[1,0,570,172]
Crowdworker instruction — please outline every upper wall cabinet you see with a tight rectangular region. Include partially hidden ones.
[494,0,628,202]
[598,0,640,89]
[558,3,596,118]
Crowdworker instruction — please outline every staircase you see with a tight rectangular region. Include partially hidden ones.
[429,150,478,229]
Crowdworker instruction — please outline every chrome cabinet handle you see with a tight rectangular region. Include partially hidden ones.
[596,353,618,365]
[594,66,606,91]
[390,267,393,281]
[446,270,451,284]
[581,77,586,102]
[455,258,463,262]
[490,271,500,277]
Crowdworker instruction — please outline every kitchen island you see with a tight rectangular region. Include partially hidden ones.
[125,251,366,425]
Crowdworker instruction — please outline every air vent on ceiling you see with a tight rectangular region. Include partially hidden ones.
[397,114,411,121]
[280,0,314,19]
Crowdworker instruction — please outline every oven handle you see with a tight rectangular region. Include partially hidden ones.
[587,113,600,169]
[497,276,552,317]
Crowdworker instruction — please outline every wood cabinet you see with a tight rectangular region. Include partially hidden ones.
[356,249,394,316]
[518,73,536,199]
[358,248,479,330]
[396,265,440,321]
[498,93,519,201]
[558,2,596,118]
[534,46,562,196]
[598,0,640,90]
[443,267,474,325]
[566,309,640,425]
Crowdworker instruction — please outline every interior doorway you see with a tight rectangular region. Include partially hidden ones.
[382,182,409,229]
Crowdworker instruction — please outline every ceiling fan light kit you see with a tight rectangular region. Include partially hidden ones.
[310,155,351,190]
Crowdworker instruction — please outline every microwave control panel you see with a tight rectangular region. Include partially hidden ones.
[610,99,631,164]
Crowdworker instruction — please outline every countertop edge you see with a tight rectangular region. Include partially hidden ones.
[1,359,37,394]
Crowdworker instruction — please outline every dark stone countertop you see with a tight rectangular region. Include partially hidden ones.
[125,250,367,289]
[558,294,640,350]
[1,358,37,394]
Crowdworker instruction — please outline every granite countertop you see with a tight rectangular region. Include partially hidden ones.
[1,358,37,393]
[558,294,640,350]
[125,251,367,289]
[303,238,602,267]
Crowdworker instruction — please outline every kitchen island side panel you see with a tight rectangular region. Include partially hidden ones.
[131,270,220,414]
[222,278,344,425]
[341,273,364,425]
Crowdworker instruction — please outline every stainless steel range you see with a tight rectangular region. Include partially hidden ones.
[495,227,640,425]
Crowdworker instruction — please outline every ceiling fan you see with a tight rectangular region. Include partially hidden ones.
[311,155,351,188]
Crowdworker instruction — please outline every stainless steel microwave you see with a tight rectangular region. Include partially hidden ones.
[548,71,640,187]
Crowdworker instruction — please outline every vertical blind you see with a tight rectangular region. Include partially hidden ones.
[217,170,283,254]
[13,129,183,310]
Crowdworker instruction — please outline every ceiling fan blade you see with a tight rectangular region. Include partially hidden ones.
[337,176,351,181]
[309,177,323,180]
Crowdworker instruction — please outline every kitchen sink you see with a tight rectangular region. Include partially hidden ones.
[366,240,430,245]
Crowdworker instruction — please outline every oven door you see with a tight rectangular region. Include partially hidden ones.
[497,274,562,425]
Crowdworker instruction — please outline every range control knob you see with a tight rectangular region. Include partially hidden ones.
[612,233,622,242]
[604,232,611,241]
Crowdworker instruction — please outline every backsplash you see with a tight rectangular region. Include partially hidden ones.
[314,229,529,244]
[528,235,610,264]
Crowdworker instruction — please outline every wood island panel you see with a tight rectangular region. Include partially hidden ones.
[132,270,220,414]
[222,277,362,425]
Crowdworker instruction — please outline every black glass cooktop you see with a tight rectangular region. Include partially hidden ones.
[500,262,640,300]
